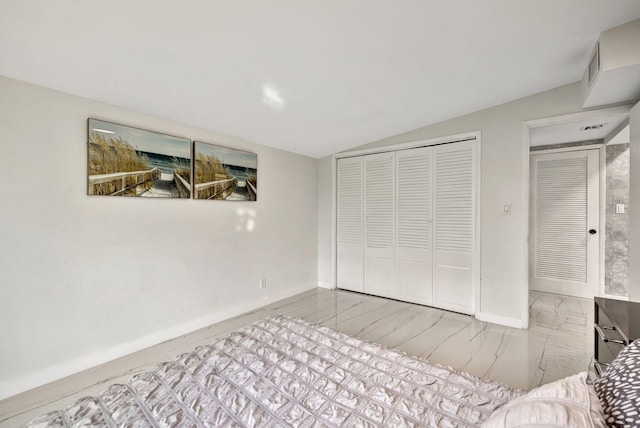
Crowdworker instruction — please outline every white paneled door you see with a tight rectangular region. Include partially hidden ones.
[530,149,600,298]
[336,157,364,292]
[396,147,433,305]
[432,141,477,314]
[364,152,396,298]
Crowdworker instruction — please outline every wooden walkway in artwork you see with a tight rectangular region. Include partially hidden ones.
[194,177,238,199]
[88,168,160,196]
[89,169,255,200]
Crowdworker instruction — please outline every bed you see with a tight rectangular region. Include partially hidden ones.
[25,315,637,427]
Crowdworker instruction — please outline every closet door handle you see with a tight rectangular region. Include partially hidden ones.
[589,229,597,235]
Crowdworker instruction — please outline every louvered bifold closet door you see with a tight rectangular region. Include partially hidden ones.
[364,152,396,298]
[530,149,599,298]
[433,140,476,314]
[396,147,433,305]
[337,157,364,292]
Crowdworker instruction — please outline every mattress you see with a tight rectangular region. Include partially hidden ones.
[26,316,522,427]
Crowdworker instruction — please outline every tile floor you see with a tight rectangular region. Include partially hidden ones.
[0,288,593,427]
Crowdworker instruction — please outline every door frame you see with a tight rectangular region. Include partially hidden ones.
[332,131,481,314]
[521,105,633,326]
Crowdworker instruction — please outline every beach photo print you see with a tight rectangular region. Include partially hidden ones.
[193,141,257,201]
[87,119,192,198]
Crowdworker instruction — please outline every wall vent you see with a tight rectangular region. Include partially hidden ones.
[587,43,600,85]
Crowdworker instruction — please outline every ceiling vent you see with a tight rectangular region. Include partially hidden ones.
[580,123,607,131]
[582,18,640,108]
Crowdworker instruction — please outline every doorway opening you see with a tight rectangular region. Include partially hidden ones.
[524,106,631,305]
[529,147,601,298]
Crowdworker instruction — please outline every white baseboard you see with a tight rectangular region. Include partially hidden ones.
[475,312,524,329]
[0,284,316,401]
[317,282,335,289]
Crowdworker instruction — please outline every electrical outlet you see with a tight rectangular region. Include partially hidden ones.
[260,278,267,289]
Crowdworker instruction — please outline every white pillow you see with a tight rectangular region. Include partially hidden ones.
[482,372,606,428]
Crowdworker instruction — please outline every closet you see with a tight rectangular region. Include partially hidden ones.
[336,138,478,314]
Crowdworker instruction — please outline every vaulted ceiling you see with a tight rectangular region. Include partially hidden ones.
[2,1,639,158]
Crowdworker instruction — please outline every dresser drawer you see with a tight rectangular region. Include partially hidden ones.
[595,333,625,371]
[594,322,626,345]
[593,297,640,377]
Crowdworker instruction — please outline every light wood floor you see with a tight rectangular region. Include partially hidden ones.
[0,288,593,427]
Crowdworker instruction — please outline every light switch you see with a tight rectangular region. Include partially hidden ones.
[503,204,511,215]
[616,204,625,214]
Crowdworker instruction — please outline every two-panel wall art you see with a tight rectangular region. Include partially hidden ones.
[87,119,257,201]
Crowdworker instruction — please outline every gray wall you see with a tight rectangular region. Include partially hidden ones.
[0,76,319,398]
[317,156,334,288]
[605,143,630,296]
[628,102,640,302]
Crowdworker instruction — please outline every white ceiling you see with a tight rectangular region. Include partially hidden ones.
[2,1,640,158]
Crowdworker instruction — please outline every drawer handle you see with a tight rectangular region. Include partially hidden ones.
[594,360,610,376]
[595,324,626,345]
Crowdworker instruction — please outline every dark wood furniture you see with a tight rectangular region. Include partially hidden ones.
[594,297,640,376]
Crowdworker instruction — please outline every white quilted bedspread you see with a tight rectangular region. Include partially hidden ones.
[26,316,521,427]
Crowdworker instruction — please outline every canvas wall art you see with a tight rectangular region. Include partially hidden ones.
[193,141,257,201]
[87,119,192,198]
